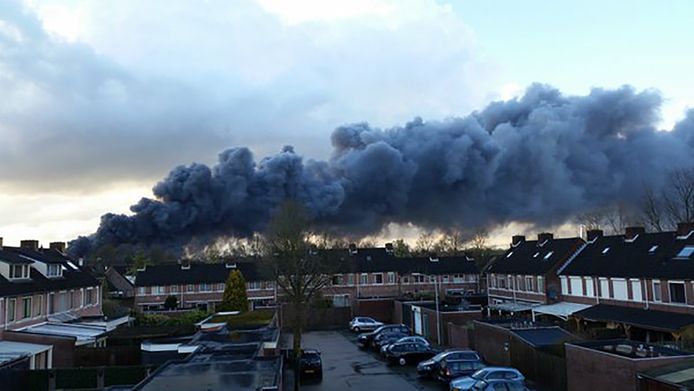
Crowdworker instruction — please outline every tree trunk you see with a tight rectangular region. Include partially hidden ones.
[293,301,304,391]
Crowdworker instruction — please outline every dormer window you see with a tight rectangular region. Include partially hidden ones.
[47,264,62,277]
[602,247,610,255]
[676,246,694,259]
[225,263,237,269]
[543,251,554,260]
[180,264,190,270]
[9,264,30,280]
[648,245,659,254]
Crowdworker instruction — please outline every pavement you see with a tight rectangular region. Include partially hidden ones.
[282,330,447,391]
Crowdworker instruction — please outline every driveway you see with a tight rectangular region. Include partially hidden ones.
[282,330,445,391]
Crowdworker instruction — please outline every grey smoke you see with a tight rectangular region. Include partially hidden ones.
[70,84,694,255]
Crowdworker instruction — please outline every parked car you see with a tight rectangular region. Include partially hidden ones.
[436,359,486,382]
[380,335,430,355]
[357,324,410,348]
[450,367,524,391]
[470,379,529,391]
[417,349,483,378]
[349,317,384,332]
[299,349,323,380]
[384,342,438,366]
[374,331,410,351]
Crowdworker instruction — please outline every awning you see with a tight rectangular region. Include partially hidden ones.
[573,304,694,333]
[532,302,592,321]
[19,322,108,346]
[487,302,537,313]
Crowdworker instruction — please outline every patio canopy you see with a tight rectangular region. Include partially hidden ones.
[531,302,593,321]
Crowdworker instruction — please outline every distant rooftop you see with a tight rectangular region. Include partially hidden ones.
[569,339,693,359]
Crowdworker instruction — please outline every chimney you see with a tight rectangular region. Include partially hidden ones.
[587,229,604,242]
[78,258,84,267]
[0,237,3,249]
[20,240,39,251]
[537,233,554,244]
[428,252,439,262]
[625,226,645,241]
[384,243,394,254]
[511,235,525,246]
[348,243,358,255]
[677,222,694,237]
[50,242,66,253]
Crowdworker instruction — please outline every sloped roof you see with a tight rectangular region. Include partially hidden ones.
[638,359,694,388]
[512,327,578,347]
[560,231,694,279]
[135,262,265,287]
[573,304,694,332]
[0,247,99,297]
[487,237,584,275]
[328,247,479,275]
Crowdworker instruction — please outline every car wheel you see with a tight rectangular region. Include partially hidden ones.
[398,357,407,366]
[353,326,360,333]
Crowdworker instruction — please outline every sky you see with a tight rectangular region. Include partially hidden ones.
[0,0,692,247]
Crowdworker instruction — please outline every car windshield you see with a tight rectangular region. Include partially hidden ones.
[471,368,490,380]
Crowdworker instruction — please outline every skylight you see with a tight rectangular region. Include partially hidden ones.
[602,247,610,255]
[533,252,540,258]
[506,251,514,259]
[648,245,658,254]
[543,251,554,260]
[676,246,694,259]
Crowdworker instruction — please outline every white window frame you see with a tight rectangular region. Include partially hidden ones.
[585,277,594,297]
[47,264,62,278]
[537,276,545,293]
[630,279,642,302]
[360,273,368,286]
[10,264,30,280]
[560,276,569,295]
[599,278,610,298]
[569,276,583,296]
[373,273,384,285]
[36,295,43,316]
[22,297,32,319]
[387,272,396,284]
[8,298,16,322]
[612,278,628,301]
[525,276,534,292]
[668,281,687,304]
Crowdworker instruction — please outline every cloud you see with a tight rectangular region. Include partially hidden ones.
[0,0,493,194]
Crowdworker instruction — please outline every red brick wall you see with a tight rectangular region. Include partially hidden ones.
[472,321,511,366]
[355,298,394,323]
[0,330,76,368]
[448,323,474,349]
[565,344,692,391]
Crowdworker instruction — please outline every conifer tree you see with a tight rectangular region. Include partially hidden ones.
[221,269,249,312]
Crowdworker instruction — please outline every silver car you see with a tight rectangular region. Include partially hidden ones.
[450,367,525,391]
[380,336,430,355]
[349,316,383,332]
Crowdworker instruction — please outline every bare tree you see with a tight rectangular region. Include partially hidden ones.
[663,168,694,226]
[436,228,467,255]
[641,185,666,232]
[414,232,437,255]
[263,201,335,391]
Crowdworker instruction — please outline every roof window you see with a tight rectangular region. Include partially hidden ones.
[602,247,610,255]
[648,245,659,254]
[533,252,540,258]
[675,246,694,259]
[506,251,514,259]
[543,251,554,260]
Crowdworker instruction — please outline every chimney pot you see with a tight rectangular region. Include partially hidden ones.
[537,233,554,243]
[49,242,66,253]
[511,235,525,246]
[20,240,39,251]
[348,243,358,255]
[677,222,694,237]
[385,242,394,252]
[587,229,604,242]
[625,226,645,240]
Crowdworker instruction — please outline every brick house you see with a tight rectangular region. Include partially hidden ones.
[0,239,102,331]
[559,224,694,342]
[486,233,585,307]
[131,245,481,312]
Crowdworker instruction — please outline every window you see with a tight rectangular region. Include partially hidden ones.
[649,245,659,253]
[374,273,383,284]
[70,291,75,308]
[9,264,29,279]
[442,275,449,283]
[516,276,523,291]
[8,298,16,322]
[360,274,368,285]
[453,274,463,283]
[653,281,662,302]
[676,246,694,259]
[543,251,554,260]
[47,264,62,277]
[332,275,343,286]
[560,277,568,295]
[498,276,506,289]
[200,283,210,292]
[570,277,583,296]
[138,287,145,295]
[86,289,94,305]
[525,276,534,292]
[22,297,31,319]
[152,286,164,295]
[533,252,540,258]
[613,279,628,300]
[37,295,43,316]
[187,284,195,292]
[630,279,642,301]
[506,251,514,258]
[602,247,610,255]
[669,282,686,304]
[537,276,545,293]
[171,285,179,294]
[412,274,426,284]
[387,272,396,284]
[585,277,594,297]
[347,274,355,286]
[599,278,610,298]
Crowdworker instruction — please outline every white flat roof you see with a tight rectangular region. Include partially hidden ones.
[532,302,592,320]
[0,341,51,356]
[488,302,537,313]
[20,322,107,344]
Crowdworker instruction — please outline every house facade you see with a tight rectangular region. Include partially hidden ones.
[486,233,585,306]
[131,245,481,312]
[559,224,694,315]
[0,240,102,331]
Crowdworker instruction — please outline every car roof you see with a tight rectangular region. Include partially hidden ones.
[302,349,321,354]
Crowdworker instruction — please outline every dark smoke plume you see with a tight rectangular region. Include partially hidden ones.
[69,84,694,257]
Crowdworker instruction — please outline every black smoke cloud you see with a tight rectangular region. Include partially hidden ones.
[69,84,694,256]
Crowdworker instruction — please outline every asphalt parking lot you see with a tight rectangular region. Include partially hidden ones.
[283,330,447,391]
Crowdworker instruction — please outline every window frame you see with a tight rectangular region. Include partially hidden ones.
[22,297,32,319]
[669,281,687,304]
[652,281,662,302]
[8,298,16,322]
